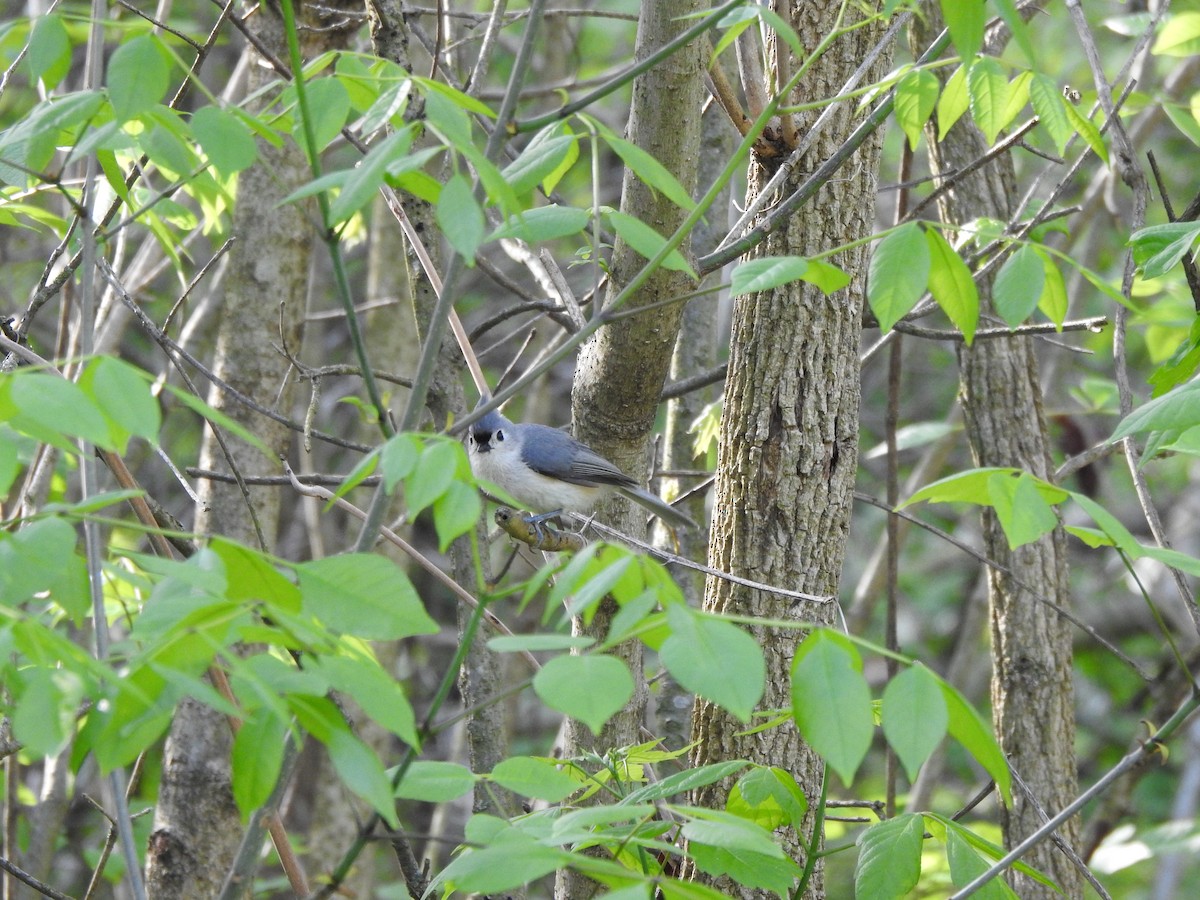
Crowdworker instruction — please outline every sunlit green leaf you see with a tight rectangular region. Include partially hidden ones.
[882,665,948,781]
[605,210,696,277]
[925,228,978,343]
[437,172,485,264]
[191,106,258,175]
[940,0,984,63]
[791,631,873,786]
[296,554,436,640]
[993,244,1043,328]
[968,57,1009,145]
[107,35,169,121]
[660,606,764,722]
[868,222,930,332]
[1153,12,1200,57]
[856,813,924,900]
[937,65,970,139]
[533,654,634,736]
[895,68,940,150]
[395,760,477,801]
[489,757,578,802]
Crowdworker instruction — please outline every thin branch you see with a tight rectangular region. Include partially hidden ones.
[852,491,1151,680]
[893,316,1108,342]
[0,856,75,900]
[950,690,1200,898]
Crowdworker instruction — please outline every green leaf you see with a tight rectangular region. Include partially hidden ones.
[191,106,258,175]
[605,210,696,277]
[681,809,786,859]
[902,466,1068,509]
[107,35,169,121]
[405,440,460,515]
[533,654,634,736]
[395,760,477,802]
[296,554,437,640]
[1000,70,1032,135]
[487,633,596,653]
[489,757,579,802]
[328,127,414,224]
[79,357,161,453]
[1036,250,1067,328]
[992,244,1043,327]
[1130,221,1200,279]
[231,709,288,818]
[437,172,486,264]
[376,432,418,492]
[855,813,924,900]
[895,69,940,150]
[327,726,398,826]
[28,15,71,89]
[561,554,633,621]
[602,133,696,211]
[940,0,985,63]
[502,130,577,196]
[315,652,419,747]
[967,57,1010,145]
[360,79,413,137]
[1153,12,1200,57]
[210,537,301,613]
[295,76,350,153]
[868,223,930,332]
[925,228,978,344]
[1030,73,1073,155]
[1063,101,1108,164]
[434,480,482,551]
[660,606,764,722]
[488,204,591,244]
[882,666,948,781]
[624,760,750,805]
[438,829,569,894]
[946,827,1019,899]
[727,767,807,830]
[801,259,851,294]
[1,370,112,452]
[1164,99,1200,147]
[987,471,1059,549]
[12,667,84,757]
[790,631,874,786]
[687,842,799,897]
[0,518,85,611]
[730,256,807,296]
[937,65,970,139]
[1110,378,1200,443]
[943,683,1011,802]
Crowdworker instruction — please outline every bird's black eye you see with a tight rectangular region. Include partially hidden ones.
[495,429,505,442]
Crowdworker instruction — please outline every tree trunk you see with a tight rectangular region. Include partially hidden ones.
[144,2,348,894]
[688,4,891,896]
[910,7,1083,895]
[557,0,705,896]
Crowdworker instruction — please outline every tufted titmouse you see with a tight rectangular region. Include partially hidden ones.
[466,406,694,529]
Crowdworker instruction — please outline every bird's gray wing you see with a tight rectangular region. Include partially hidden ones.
[518,424,636,487]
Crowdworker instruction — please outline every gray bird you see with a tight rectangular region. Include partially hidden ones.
[466,407,694,529]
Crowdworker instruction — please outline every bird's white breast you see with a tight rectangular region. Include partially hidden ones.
[470,443,606,513]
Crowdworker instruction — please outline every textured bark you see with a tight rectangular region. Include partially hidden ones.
[656,96,733,748]
[688,4,891,896]
[557,1,705,897]
[144,3,350,895]
[911,8,1082,896]
[566,0,705,747]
